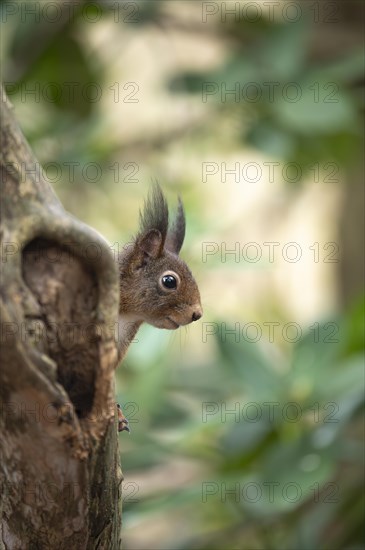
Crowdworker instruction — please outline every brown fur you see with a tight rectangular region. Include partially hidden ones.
[117,185,202,359]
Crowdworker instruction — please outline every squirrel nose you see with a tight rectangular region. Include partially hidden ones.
[192,306,203,322]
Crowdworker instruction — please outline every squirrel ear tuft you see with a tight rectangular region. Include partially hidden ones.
[138,229,163,259]
[165,197,186,255]
[139,184,168,244]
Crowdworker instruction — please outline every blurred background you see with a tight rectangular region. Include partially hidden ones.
[2,1,364,548]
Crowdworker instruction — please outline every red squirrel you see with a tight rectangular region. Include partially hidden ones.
[116,185,202,431]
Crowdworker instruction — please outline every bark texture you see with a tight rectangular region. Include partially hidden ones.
[0,87,122,549]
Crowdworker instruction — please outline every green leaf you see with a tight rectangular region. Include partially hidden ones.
[274,78,357,134]
[216,330,284,400]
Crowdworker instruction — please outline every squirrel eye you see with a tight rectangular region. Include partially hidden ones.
[160,271,180,291]
[162,275,177,289]
[158,269,181,291]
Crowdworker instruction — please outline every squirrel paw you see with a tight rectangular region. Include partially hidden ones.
[117,403,131,433]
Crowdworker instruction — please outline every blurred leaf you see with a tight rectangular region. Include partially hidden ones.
[318,48,365,83]
[273,79,357,135]
[246,121,296,158]
[249,21,309,80]
[216,331,284,400]
[341,295,365,356]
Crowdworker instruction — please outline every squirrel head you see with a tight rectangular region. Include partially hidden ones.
[119,185,202,330]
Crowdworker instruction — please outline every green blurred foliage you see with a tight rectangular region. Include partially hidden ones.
[1,1,364,549]
[169,18,363,167]
[119,300,364,549]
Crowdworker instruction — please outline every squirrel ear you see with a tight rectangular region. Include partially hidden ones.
[138,229,163,259]
[165,197,186,255]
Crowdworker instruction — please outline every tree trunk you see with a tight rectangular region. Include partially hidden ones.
[0,87,122,548]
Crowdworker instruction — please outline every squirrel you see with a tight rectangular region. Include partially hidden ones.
[116,185,202,431]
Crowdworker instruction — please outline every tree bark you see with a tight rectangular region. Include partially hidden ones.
[0,87,122,548]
